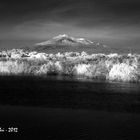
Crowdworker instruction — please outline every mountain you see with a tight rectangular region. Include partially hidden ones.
[32,34,106,51]
[35,34,94,46]
[20,34,109,54]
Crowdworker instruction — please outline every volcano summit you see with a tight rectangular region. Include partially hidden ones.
[36,34,94,46]
[32,34,107,52]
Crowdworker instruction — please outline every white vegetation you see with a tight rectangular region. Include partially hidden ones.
[108,63,137,82]
[74,64,92,77]
[0,60,29,75]
[0,49,140,82]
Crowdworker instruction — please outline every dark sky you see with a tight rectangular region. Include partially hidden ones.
[0,0,140,45]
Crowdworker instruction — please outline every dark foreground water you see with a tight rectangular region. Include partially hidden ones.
[0,75,140,139]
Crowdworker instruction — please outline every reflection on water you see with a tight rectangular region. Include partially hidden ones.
[42,75,140,94]
[55,75,140,94]
[105,81,140,94]
[0,75,140,139]
[0,75,140,113]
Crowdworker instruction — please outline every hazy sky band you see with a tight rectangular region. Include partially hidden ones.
[0,0,140,42]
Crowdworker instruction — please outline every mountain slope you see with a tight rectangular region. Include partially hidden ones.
[35,34,94,46]
[21,34,109,54]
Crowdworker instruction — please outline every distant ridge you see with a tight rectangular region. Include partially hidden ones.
[32,34,107,51]
[35,34,94,46]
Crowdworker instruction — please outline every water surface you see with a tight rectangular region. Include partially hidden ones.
[0,75,140,139]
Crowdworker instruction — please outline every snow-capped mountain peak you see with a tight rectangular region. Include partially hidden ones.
[32,34,107,52]
[35,34,94,46]
[53,34,69,39]
[53,34,94,44]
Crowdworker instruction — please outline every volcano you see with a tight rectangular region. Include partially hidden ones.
[21,34,108,53]
[35,34,94,46]
[32,34,106,51]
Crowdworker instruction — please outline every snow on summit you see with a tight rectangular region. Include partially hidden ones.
[35,34,103,47]
[32,34,107,52]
